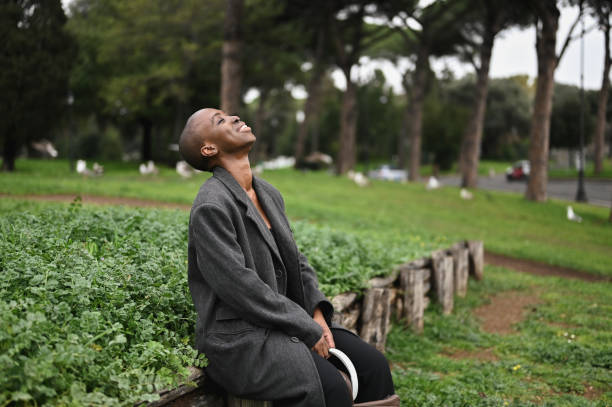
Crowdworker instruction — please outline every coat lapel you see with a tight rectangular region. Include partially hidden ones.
[253,177,305,306]
[253,178,297,259]
[213,167,283,263]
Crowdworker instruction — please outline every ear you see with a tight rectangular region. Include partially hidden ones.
[200,144,218,158]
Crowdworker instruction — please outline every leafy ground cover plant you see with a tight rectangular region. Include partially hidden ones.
[0,199,431,405]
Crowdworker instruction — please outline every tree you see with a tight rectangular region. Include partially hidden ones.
[525,0,582,202]
[380,0,468,181]
[356,69,403,165]
[221,0,244,115]
[550,83,596,152]
[422,74,471,172]
[457,0,529,188]
[240,0,305,162]
[294,30,328,165]
[0,0,75,171]
[68,0,224,162]
[329,1,395,174]
[481,76,532,160]
[287,0,335,165]
[588,0,611,175]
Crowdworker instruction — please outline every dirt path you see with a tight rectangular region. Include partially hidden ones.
[0,193,192,211]
[472,290,541,334]
[484,251,611,283]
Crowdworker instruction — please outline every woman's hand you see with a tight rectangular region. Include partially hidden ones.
[311,335,330,359]
[313,306,335,350]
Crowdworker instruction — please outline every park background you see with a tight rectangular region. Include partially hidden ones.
[1,0,611,406]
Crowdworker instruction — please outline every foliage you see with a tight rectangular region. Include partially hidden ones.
[293,221,413,297]
[356,69,404,164]
[0,0,75,170]
[388,265,612,406]
[0,199,423,404]
[482,76,533,160]
[422,75,471,170]
[550,83,598,149]
[0,203,201,405]
[67,0,224,161]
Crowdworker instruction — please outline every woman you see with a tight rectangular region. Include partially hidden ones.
[179,108,398,407]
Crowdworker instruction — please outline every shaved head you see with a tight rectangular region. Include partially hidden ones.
[179,109,213,171]
[179,108,255,172]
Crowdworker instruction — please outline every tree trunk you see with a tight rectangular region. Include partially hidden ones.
[397,103,409,169]
[595,21,611,175]
[140,117,153,161]
[311,125,320,154]
[2,133,18,172]
[460,29,495,188]
[408,46,429,181]
[220,0,244,114]
[252,90,268,162]
[295,29,326,166]
[526,5,559,202]
[336,75,358,174]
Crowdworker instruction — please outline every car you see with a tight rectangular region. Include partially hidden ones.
[505,160,530,181]
[367,164,408,182]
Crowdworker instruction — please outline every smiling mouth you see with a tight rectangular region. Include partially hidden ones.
[239,123,251,132]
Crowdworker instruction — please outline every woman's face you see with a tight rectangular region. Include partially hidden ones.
[200,109,256,156]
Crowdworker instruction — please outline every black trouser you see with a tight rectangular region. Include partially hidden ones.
[310,328,395,406]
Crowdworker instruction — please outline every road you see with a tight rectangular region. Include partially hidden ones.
[438,174,612,207]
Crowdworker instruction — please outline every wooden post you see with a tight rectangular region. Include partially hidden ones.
[359,288,392,352]
[227,396,271,407]
[331,292,360,334]
[449,244,469,297]
[332,304,361,334]
[431,250,454,315]
[400,269,426,333]
[467,240,484,280]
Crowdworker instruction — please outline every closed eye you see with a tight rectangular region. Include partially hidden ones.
[217,118,224,125]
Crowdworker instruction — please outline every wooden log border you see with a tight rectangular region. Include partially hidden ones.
[145,240,484,406]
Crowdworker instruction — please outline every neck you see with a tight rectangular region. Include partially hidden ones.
[218,154,253,191]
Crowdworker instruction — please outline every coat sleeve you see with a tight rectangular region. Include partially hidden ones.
[298,251,334,325]
[190,203,323,348]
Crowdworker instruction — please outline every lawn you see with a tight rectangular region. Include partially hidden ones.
[359,158,612,179]
[387,264,612,406]
[548,158,612,180]
[1,159,609,276]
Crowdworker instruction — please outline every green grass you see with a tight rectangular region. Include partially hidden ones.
[388,265,612,406]
[1,159,610,276]
[419,159,514,177]
[356,159,512,177]
[549,158,612,179]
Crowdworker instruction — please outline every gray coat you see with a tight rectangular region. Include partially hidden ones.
[187,166,335,405]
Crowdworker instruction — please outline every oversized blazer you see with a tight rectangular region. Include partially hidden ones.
[187,166,335,405]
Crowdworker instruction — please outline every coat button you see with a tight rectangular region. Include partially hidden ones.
[290,336,299,343]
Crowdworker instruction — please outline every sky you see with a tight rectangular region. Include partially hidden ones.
[61,0,608,99]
